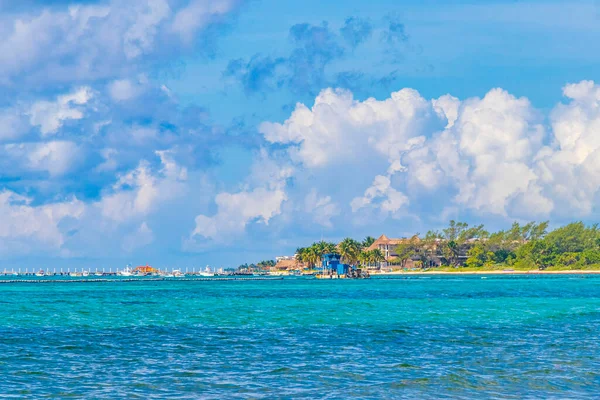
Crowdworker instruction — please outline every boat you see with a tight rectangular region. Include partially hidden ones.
[94,270,103,277]
[173,269,185,278]
[199,266,214,277]
[82,270,90,277]
[118,266,133,277]
[35,270,45,277]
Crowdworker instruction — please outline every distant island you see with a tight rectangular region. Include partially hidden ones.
[240,221,600,275]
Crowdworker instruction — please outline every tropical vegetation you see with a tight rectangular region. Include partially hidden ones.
[295,238,383,269]
[291,221,600,271]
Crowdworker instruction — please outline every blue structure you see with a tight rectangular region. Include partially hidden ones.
[321,253,350,276]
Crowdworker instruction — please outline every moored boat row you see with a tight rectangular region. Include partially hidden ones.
[1,265,231,278]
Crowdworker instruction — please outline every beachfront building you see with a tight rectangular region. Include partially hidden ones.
[366,235,408,260]
[367,234,484,267]
[274,258,300,272]
[366,234,445,268]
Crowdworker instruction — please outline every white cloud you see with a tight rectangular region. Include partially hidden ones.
[192,187,286,240]
[532,80,600,215]
[351,175,409,215]
[405,88,550,216]
[259,87,442,168]
[191,150,291,241]
[98,150,187,222]
[28,87,92,135]
[95,148,119,172]
[0,190,84,250]
[108,79,139,101]
[304,188,340,227]
[258,81,600,226]
[123,0,171,59]
[1,141,81,177]
[0,108,27,141]
[172,0,240,42]
[0,1,242,85]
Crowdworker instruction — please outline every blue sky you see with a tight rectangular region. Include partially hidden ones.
[1,0,600,269]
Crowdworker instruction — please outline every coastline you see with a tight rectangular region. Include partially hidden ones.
[374,269,600,275]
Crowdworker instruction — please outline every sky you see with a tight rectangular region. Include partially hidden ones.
[1,0,600,269]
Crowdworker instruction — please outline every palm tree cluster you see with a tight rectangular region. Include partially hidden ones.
[295,237,384,268]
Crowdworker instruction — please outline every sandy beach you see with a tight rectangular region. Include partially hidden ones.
[374,269,600,275]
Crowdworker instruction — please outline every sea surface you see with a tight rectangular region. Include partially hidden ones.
[1,275,600,399]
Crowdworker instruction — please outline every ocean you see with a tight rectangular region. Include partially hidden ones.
[1,275,599,398]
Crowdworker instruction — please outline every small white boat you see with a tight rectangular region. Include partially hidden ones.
[118,266,133,277]
[35,270,45,277]
[199,266,214,277]
[172,269,185,278]
[95,270,103,277]
[82,270,90,277]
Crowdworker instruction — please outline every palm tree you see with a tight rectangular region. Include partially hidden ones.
[358,251,370,267]
[362,236,376,249]
[339,238,361,265]
[304,246,321,268]
[371,249,385,266]
[295,247,306,263]
[313,241,337,256]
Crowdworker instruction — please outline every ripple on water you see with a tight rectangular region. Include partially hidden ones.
[1,278,600,398]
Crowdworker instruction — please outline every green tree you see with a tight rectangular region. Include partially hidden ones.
[338,238,361,265]
[314,241,337,255]
[394,235,420,268]
[371,249,385,265]
[362,236,376,249]
[465,243,488,268]
[434,220,488,266]
[295,247,306,263]
[358,249,385,267]
[303,246,322,268]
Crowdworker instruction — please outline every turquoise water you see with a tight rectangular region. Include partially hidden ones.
[1,275,600,398]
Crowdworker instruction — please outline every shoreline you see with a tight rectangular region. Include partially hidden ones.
[373,270,600,275]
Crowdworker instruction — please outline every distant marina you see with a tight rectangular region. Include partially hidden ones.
[0,264,292,282]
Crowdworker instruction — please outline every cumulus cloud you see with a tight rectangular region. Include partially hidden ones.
[0,190,84,251]
[28,87,92,135]
[190,150,292,242]
[534,80,600,215]
[259,87,441,168]
[192,187,287,240]
[256,80,600,228]
[0,0,245,260]
[0,140,81,177]
[0,0,243,86]
[98,150,188,223]
[351,175,409,215]
[405,88,550,216]
[304,188,340,227]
